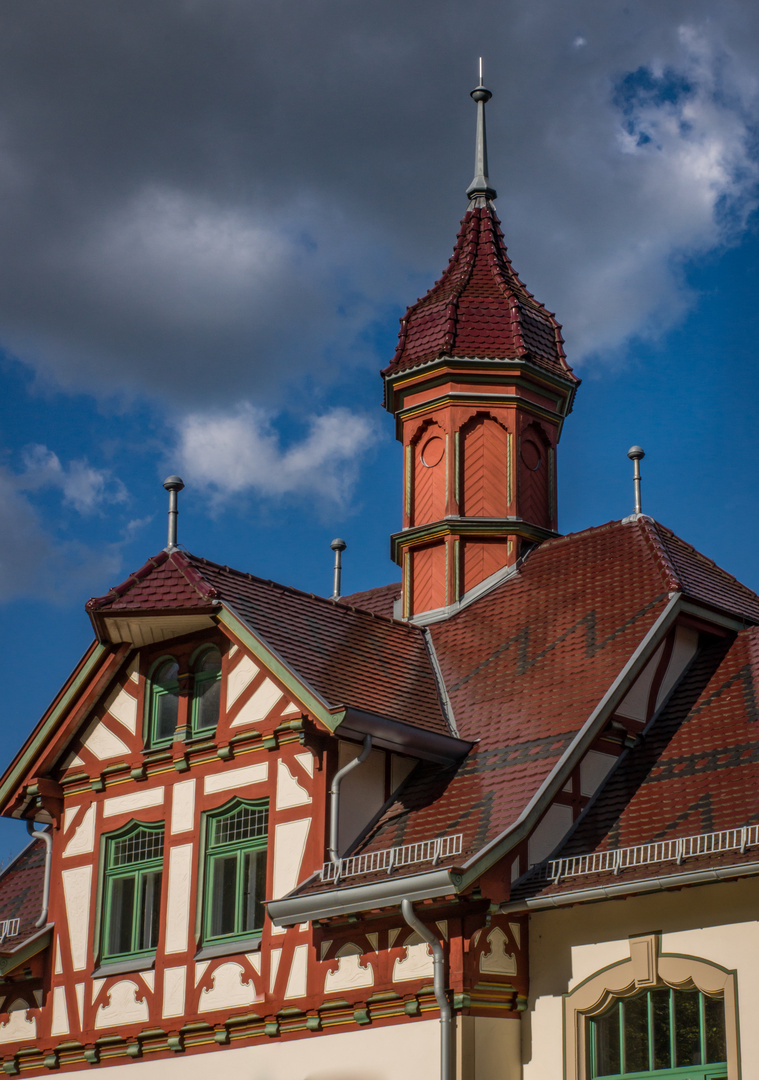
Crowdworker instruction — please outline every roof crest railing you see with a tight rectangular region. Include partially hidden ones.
[0,918,20,943]
[536,824,759,886]
[320,832,463,884]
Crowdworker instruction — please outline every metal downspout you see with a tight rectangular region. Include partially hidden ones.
[401,898,452,1080]
[328,735,372,866]
[27,820,52,929]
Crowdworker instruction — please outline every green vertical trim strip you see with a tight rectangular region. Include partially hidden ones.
[453,431,460,508]
[507,431,513,507]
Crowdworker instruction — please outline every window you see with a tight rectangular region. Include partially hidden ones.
[191,645,222,734]
[563,935,738,1080]
[148,656,180,744]
[101,823,164,963]
[203,800,268,945]
[590,987,727,1078]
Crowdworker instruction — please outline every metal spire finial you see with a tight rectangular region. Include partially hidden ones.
[163,475,185,551]
[627,447,645,515]
[466,57,497,202]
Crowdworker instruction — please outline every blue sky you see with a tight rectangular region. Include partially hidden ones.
[1,1,759,858]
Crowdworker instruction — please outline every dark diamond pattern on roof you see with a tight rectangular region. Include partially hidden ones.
[516,630,759,899]
[0,838,46,950]
[383,203,577,380]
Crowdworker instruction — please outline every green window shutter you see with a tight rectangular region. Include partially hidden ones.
[203,801,268,944]
[102,824,164,963]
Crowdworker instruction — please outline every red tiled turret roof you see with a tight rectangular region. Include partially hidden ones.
[383,201,578,380]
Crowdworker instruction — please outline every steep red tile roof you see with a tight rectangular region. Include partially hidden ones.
[383,202,577,381]
[515,629,759,900]
[0,837,46,952]
[88,552,447,737]
[308,517,759,890]
[342,582,400,618]
[86,549,218,612]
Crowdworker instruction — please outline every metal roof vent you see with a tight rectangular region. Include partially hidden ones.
[330,538,347,600]
[163,475,185,552]
[627,446,645,515]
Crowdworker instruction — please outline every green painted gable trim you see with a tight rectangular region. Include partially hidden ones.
[217,606,343,733]
[0,644,109,814]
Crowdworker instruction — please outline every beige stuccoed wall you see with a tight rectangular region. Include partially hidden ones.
[40,1019,440,1080]
[457,1015,522,1078]
[522,876,759,1079]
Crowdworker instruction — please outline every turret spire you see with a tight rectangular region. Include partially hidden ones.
[466,58,497,202]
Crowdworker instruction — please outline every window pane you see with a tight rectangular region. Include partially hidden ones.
[592,1005,620,1078]
[210,855,239,937]
[674,988,702,1067]
[704,995,726,1063]
[154,690,179,741]
[623,994,648,1073]
[138,870,162,951]
[242,849,266,933]
[194,676,221,731]
[213,804,268,845]
[107,875,136,957]
[651,987,671,1070]
[196,649,221,675]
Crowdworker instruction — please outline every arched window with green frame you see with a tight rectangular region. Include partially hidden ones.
[590,986,727,1079]
[191,645,222,735]
[202,799,268,945]
[148,655,180,744]
[101,822,164,964]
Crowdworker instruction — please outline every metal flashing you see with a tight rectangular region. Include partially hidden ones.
[334,707,472,764]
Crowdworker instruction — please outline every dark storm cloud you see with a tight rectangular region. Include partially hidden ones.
[1,0,759,406]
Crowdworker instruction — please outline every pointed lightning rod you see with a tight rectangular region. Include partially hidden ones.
[466,57,497,201]
[163,475,185,551]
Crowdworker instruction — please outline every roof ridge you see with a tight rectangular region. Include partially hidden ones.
[633,516,682,594]
[647,517,759,601]
[184,554,422,633]
[86,550,170,610]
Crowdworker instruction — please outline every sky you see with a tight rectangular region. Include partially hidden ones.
[2,0,759,856]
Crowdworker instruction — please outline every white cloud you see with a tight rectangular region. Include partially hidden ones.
[174,404,379,509]
[19,445,127,514]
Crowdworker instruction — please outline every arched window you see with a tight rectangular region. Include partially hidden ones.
[191,645,222,735]
[590,986,726,1077]
[202,800,268,945]
[149,656,179,744]
[564,934,738,1080]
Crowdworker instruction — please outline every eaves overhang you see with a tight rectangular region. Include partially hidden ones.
[382,354,578,417]
[391,517,557,565]
[88,607,219,648]
[267,867,457,927]
[333,707,472,764]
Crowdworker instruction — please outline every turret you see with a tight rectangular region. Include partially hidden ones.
[382,73,580,619]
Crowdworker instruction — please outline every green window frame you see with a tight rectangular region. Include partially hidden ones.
[191,645,222,735]
[203,800,268,945]
[590,987,727,1079]
[148,655,180,745]
[101,823,164,964]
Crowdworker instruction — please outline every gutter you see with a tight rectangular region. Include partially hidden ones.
[267,867,456,926]
[499,859,759,913]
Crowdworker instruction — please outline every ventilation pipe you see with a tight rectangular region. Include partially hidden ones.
[401,899,452,1080]
[328,734,372,866]
[26,820,52,929]
[330,538,347,600]
[163,475,185,551]
[627,446,645,515]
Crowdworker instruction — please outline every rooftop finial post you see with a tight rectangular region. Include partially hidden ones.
[466,59,497,202]
[627,447,645,515]
[330,537,347,601]
[163,475,185,552]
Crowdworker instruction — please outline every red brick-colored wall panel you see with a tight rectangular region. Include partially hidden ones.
[461,538,512,596]
[460,416,509,518]
[518,425,551,530]
[411,424,447,527]
[411,545,447,615]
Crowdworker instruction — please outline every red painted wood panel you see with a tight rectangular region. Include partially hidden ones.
[411,545,446,614]
[461,539,512,595]
[460,416,509,518]
[411,426,446,526]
